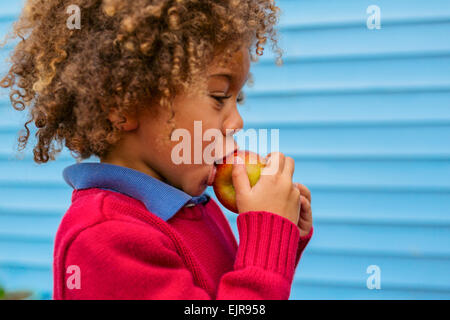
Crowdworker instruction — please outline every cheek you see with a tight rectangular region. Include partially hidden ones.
[155,136,211,184]
[138,122,179,170]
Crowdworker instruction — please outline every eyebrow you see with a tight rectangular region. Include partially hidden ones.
[208,73,250,84]
[208,73,233,81]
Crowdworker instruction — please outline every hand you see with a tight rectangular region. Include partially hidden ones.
[232,152,301,226]
[294,183,313,237]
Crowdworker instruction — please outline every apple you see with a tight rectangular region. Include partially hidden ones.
[212,150,266,213]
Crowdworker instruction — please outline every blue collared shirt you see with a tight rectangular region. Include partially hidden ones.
[63,162,210,221]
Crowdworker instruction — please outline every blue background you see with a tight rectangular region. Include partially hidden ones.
[1,0,449,299]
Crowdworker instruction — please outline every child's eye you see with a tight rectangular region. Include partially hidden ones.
[210,94,232,107]
[210,91,245,107]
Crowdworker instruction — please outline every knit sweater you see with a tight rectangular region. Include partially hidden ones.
[53,188,313,299]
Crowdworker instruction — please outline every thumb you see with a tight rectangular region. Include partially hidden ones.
[232,156,251,195]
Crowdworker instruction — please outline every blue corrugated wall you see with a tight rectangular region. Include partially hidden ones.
[1,0,449,299]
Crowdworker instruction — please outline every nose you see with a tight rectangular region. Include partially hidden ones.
[220,105,243,158]
[222,105,243,137]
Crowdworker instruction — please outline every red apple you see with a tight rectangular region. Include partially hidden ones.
[212,150,266,213]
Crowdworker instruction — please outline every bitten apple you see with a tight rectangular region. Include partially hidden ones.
[212,150,266,213]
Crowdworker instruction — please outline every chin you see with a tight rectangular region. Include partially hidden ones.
[179,176,207,197]
[192,178,212,197]
[184,184,207,197]
[178,167,212,197]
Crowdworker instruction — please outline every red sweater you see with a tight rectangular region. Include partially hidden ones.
[53,188,313,299]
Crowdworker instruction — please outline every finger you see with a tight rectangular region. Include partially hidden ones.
[294,184,302,209]
[232,157,251,194]
[261,152,285,176]
[299,195,312,221]
[282,156,295,178]
[295,183,311,204]
[298,196,312,237]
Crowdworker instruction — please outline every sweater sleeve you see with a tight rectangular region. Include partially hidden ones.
[61,211,305,300]
[294,226,314,269]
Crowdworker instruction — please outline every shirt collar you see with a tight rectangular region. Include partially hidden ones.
[62,162,210,221]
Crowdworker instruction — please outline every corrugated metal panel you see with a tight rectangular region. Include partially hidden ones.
[0,0,449,299]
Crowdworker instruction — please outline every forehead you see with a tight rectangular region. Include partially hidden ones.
[207,48,250,82]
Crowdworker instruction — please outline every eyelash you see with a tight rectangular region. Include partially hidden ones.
[211,95,232,106]
[210,92,245,106]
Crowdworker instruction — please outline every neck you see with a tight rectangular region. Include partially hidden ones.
[101,145,164,183]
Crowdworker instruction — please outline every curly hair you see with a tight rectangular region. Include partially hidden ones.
[1,0,283,163]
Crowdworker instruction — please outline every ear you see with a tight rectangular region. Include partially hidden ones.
[108,108,138,131]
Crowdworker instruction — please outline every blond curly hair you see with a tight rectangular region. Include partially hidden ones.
[1,0,283,163]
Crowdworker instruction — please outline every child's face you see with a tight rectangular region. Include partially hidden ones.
[114,46,250,196]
